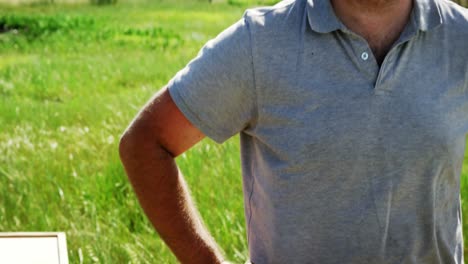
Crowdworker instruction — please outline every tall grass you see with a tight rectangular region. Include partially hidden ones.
[0,1,467,263]
[0,1,257,262]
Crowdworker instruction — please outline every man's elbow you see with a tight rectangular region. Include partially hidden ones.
[119,129,134,164]
[118,126,152,167]
[118,128,141,172]
[118,126,174,174]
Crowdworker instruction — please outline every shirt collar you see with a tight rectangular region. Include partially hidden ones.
[306,0,442,34]
[306,0,343,33]
[413,0,443,31]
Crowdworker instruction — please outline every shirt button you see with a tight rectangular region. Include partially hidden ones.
[361,52,369,61]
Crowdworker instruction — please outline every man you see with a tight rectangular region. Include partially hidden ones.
[119,0,468,263]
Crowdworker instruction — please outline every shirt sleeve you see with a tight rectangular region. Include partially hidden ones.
[167,13,256,144]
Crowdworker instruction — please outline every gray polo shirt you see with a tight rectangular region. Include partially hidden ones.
[167,0,468,263]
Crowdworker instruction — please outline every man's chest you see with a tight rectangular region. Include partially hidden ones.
[248,31,468,170]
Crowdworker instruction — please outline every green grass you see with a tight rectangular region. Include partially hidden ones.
[0,1,257,262]
[0,0,467,263]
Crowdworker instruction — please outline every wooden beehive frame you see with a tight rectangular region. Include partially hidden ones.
[0,232,69,264]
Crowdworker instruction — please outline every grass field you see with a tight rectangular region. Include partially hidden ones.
[1,0,468,263]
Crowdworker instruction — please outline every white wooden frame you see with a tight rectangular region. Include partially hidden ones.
[0,232,69,264]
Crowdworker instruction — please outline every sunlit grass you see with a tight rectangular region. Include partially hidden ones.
[0,1,251,262]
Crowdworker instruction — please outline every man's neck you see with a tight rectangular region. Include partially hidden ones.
[330,0,413,65]
[334,0,406,13]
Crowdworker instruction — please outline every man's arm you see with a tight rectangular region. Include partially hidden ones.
[119,86,225,264]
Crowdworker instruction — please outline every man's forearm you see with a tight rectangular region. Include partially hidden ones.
[119,136,224,264]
